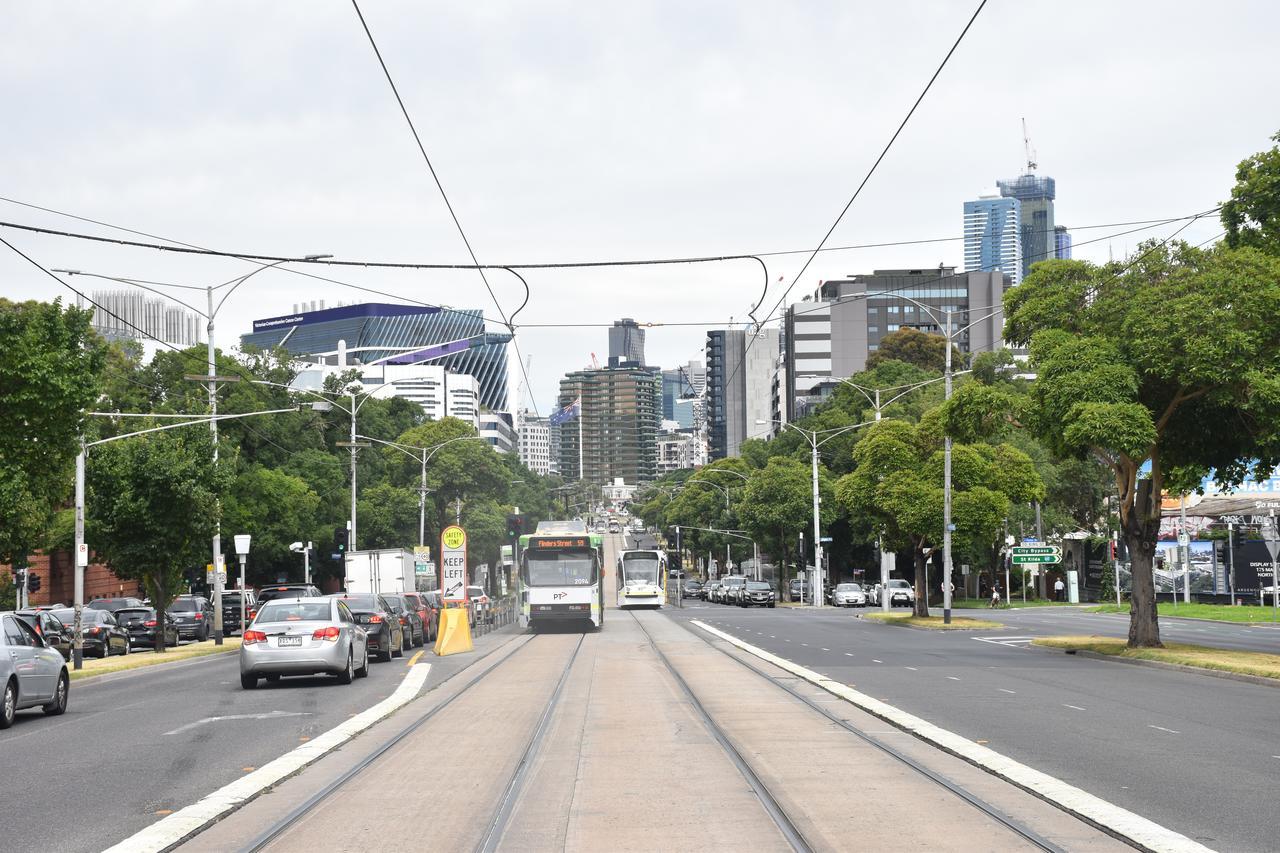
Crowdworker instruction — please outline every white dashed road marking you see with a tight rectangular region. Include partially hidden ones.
[946,676,960,681]
[1063,704,1086,711]
[1148,725,1181,734]
[905,666,918,671]
[998,688,1016,694]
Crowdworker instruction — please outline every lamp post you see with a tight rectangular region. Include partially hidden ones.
[357,434,486,545]
[756,418,876,605]
[233,534,251,636]
[290,541,312,585]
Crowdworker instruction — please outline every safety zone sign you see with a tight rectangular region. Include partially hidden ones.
[441,525,468,602]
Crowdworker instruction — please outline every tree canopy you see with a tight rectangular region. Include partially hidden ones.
[866,328,962,374]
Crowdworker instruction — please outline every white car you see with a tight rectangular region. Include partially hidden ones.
[1,612,70,727]
[881,579,916,607]
[831,583,867,607]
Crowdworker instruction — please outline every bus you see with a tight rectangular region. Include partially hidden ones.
[518,522,605,630]
[617,548,667,608]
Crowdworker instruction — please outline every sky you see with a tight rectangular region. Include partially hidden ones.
[2,1,1276,414]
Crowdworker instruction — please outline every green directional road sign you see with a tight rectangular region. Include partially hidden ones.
[1012,553,1061,565]
[1012,545,1061,556]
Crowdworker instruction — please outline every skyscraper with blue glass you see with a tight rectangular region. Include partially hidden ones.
[998,173,1056,281]
[964,192,1022,284]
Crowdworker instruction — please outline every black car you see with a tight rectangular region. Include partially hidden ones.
[15,609,74,659]
[85,597,145,614]
[220,590,259,636]
[256,584,323,607]
[325,593,404,662]
[740,581,776,608]
[382,594,420,651]
[51,607,129,657]
[167,595,213,642]
[115,607,180,649]
[682,580,703,599]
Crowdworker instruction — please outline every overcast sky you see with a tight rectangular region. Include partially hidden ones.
[2,1,1275,414]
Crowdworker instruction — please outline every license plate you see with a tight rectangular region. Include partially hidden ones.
[277,636,303,647]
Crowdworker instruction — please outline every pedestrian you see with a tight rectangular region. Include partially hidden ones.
[1054,576,1065,602]
[989,583,1002,608]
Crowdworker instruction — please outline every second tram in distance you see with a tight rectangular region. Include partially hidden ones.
[617,548,667,608]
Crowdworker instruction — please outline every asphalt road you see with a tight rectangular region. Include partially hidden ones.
[0,642,422,853]
[668,601,1279,853]
[949,603,1280,654]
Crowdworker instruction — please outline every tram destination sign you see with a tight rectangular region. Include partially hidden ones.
[529,536,592,549]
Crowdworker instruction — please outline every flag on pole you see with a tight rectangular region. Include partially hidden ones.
[549,398,581,425]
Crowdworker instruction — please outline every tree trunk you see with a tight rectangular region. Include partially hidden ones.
[150,575,169,653]
[1124,481,1162,648]
[913,548,929,618]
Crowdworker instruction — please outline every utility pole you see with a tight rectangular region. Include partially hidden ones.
[1227,522,1237,605]
[206,285,225,645]
[811,440,823,606]
[942,309,954,623]
[1180,495,1191,604]
[73,443,86,669]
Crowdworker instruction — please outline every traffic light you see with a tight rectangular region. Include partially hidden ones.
[506,513,526,539]
[27,572,41,593]
[334,526,348,554]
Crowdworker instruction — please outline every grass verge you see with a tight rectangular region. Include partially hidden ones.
[1089,603,1280,624]
[952,597,1078,610]
[1032,635,1280,680]
[864,612,1004,630]
[69,639,241,681]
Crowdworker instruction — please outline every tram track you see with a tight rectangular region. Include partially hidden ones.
[647,610,1066,853]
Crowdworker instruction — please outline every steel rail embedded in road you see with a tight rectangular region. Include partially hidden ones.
[628,611,815,853]
[675,616,1066,853]
[475,635,585,853]
[240,631,537,853]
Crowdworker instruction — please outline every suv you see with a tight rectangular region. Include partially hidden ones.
[740,581,775,608]
[256,584,323,607]
[882,579,916,607]
[85,597,145,613]
[220,589,258,635]
[167,595,214,641]
[788,578,811,603]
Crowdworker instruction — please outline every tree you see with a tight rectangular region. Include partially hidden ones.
[0,298,104,564]
[86,428,230,651]
[836,417,1042,617]
[950,241,1280,647]
[866,329,962,374]
[356,483,420,551]
[1222,130,1280,253]
[222,466,321,585]
[738,457,836,592]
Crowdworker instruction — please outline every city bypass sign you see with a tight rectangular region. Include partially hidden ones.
[1012,545,1062,565]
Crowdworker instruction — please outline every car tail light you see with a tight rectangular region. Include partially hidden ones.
[312,626,340,641]
[145,620,157,627]
[368,614,383,623]
[248,609,256,620]
[89,627,101,635]
[194,612,204,620]
[243,630,267,645]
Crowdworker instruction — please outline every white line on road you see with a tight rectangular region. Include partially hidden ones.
[163,710,312,736]
[104,662,433,853]
[946,676,960,681]
[872,659,883,663]
[821,648,831,652]
[904,666,918,671]
[1148,725,1181,734]
[844,653,854,657]
[1063,704,1087,711]
[998,688,1016,694]
[692,620,1212,853]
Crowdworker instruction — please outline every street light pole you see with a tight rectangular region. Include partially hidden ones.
[943,308,954,623]
[810,438,823,606]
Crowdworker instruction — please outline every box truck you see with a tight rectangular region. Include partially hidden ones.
[344,548,416,596]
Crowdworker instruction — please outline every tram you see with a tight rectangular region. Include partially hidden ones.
[617,548,667,608]
[518,521,605,630]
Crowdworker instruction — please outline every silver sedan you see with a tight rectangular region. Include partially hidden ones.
[239,597,369,689]
[2,612,70,727]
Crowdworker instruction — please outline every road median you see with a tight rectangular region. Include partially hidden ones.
[70,640,241,681]
[1033,635,1280,685]
[861,612,1004,630]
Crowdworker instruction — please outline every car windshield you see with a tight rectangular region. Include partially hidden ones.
[331,595,380,610]
[889,580,911,588]
[116,608,154,621]
[747,582,771,591]
[526,550,597,586]
[256,602,330,623]
[621,555,660,585]
[169,599,199,612]
[51,608,77,624]
[836,584,855,591]
[724,578,744,587]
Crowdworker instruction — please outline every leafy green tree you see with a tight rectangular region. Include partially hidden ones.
[1222,130,1280,253]
[866,328,962,374]
[86,427,230,651]
[222,466,321,585]
[738,457,836,593]
[355,483,420,551]
[0,298,104,564]
[949,240,1280,647]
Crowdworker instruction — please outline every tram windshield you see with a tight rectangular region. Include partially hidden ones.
[621,554,661,585]
[526,549,597,587]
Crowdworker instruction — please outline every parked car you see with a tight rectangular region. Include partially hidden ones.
[50,607,129,657]
[240,597,369,688]
[14,609,74,660]
[1,612,70,727]
[739,581,776,608]
[255,584,323,607]
[115,607,180,649]
[326,593,403,662]
[220,589,258,636]
[881,579,916,607]
[719,576,748,605]
[467,586,492,624]
[832,583,867,608]
[702,581,721,602]
[167,595,214,642]
[85,597,144,614]
[392,593,426,647]
[682,580,703,599]
[379,594,419,651]
[403,592,437,643]
[788,578,811,602]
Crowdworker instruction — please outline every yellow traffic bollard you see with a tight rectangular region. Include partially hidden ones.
[433,607,473,656]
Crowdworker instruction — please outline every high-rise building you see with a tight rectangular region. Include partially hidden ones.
[556,364,661,484]
[479,411,518,454]
[705,328,780,459]
[240,302,513,413]
[1054,225,1073,260]
[608,318,645,366]
[88,289,202,348]
[660,359,705,420]
[783,268,1011,421]
[998,174,1056,281]
[963,192,1022,284]
[290,362,480,429]
[518,413,558,476]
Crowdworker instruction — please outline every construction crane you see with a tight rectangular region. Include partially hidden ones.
[1022,117,1037,172]
[589,352,600,369]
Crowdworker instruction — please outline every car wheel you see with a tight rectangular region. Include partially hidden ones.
[356,646,369,678]
[1,679,16,729]
[98,643,110,659]
[43,672,69,716]
[336,650,354,685]
[378,640,393,663]
[122,638,130,656]
[240,673,258,690]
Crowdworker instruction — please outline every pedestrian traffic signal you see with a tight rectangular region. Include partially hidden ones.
[27,572,41,593]
[334,526,348,554]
